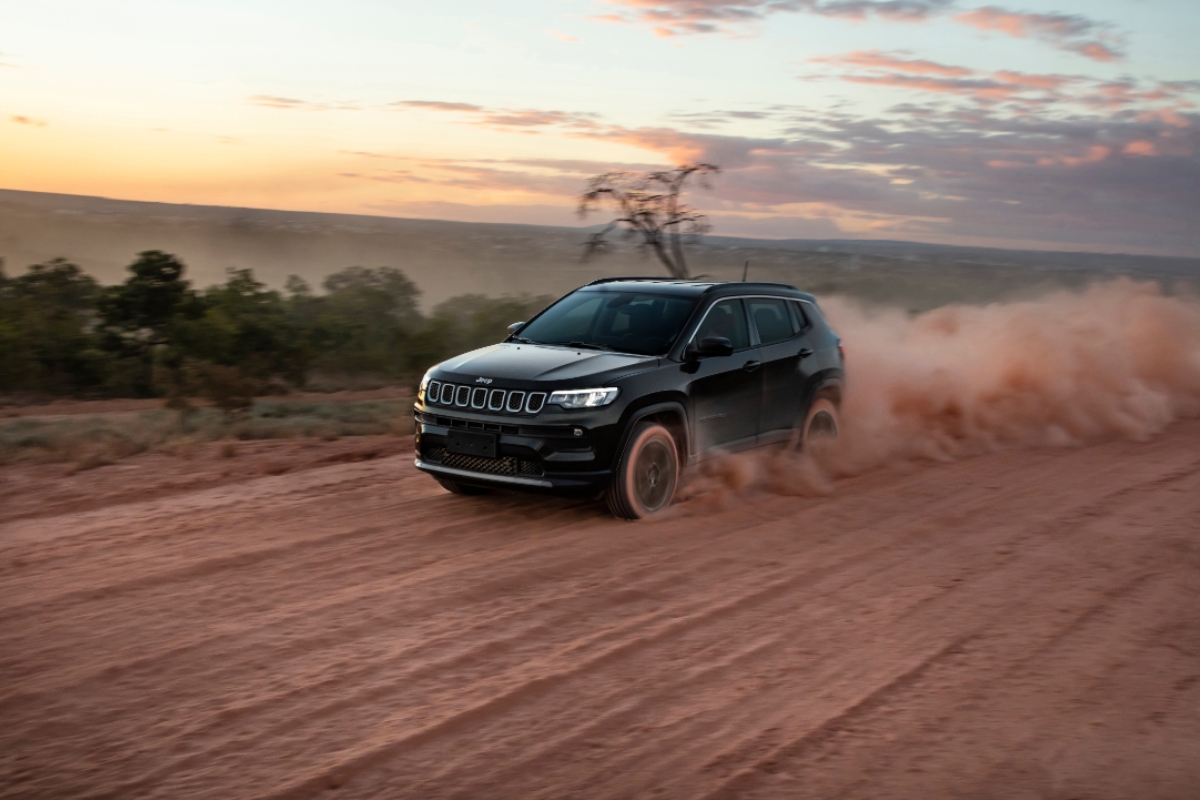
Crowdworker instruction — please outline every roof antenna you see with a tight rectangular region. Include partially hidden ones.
[741,260,749,282]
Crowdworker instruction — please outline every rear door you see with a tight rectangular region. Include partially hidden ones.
[749,297,816,444]
[686,299,762,455]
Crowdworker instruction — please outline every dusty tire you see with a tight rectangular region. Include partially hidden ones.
[800,396,840,453]
[436,477,491,496]
[606,422,679,520]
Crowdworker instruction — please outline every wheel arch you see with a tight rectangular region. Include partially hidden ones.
[614,399,689,469]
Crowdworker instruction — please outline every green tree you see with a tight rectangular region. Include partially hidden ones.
[97,251,197,395]
[0,258,105,393]
[302,266,422,378]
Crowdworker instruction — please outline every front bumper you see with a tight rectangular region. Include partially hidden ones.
[413,406,616,494]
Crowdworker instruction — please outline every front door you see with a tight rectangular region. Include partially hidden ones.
[686,299,762,455]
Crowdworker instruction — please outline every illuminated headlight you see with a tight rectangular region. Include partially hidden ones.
[548,387,619,408]
[418,371,432,400]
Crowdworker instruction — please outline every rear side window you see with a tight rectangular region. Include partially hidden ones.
[747,298,793,345]
[694,299,750,350]
[789,300,811,332]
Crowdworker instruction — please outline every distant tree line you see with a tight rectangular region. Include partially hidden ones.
[0,251,550,403]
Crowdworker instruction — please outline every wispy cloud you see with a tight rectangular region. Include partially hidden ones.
[393,100,601,131]
[11,115,47,127]
[546,29,580,42]
[812,50,973,77]
[598,0,952,36]
[954,6,1124,61]
[597,1,1125,61]
[247,95,360,111]
[805,50,1189,110]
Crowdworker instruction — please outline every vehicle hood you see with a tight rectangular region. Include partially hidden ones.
[435,343,656,385]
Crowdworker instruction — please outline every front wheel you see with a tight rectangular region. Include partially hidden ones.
[606,422,680,520]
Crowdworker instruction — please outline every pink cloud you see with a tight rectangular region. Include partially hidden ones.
[953,7,1124,62]
[815,50,974,78]
[10,115,47,127]
[598,0,952,37]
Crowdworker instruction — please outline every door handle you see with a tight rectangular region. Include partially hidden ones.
[798,348,814,359]
[742,360,761,372]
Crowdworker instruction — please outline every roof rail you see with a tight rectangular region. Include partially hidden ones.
[584,276,681,285]
[699,281,799,294]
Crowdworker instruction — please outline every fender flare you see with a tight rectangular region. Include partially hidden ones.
[802,372,844,417]
[612,400,690,472]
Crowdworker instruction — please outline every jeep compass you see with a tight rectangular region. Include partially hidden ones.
[414,278,844,518]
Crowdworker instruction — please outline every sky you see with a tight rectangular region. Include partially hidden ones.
[2,0,1199,256]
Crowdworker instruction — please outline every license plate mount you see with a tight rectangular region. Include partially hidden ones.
[446,429,498,459]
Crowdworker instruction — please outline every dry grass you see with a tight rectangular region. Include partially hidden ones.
[0,399,414,469]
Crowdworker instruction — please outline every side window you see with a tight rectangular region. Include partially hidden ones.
[747,298,793,345]
[694,300,750,351]
[789,300,810,332]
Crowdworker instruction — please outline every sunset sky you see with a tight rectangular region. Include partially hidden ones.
[3,0,1199,255]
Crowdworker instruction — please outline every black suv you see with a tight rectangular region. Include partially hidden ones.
[414,278,843,518]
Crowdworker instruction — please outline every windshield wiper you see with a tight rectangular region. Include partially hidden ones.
[510,335,536,344]
[551,341,614,351]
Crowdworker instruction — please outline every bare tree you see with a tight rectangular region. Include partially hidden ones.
[577,163,720,280]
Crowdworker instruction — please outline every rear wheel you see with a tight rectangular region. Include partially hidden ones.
[436,477,492,496]
[800,396,840,453]
[606,422,679,520]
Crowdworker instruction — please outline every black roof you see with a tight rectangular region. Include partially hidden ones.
[580,277,815,302]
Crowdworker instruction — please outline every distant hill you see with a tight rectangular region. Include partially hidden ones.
[3,189,1196,310]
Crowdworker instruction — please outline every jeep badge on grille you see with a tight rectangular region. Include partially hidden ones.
[475,377,493,384]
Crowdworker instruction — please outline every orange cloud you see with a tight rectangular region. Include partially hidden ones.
[1123,140,1158,157]
[11,115,47,127]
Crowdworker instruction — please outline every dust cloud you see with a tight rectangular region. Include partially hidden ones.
[677,279,1200,508]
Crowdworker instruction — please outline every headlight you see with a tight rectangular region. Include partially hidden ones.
[548,387,619,408]
[419,371,432,400]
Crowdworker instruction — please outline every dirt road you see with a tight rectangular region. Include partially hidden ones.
[2,424,1199,799]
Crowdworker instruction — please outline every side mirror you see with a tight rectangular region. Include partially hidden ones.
[686,336,734,360]
[507,321,525,333]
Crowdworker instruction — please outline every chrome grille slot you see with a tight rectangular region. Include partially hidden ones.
[427,381,441,403]
[454,386,470,406]
[487,389,506,411]
[525,392,546,414]
[439,383,456,404]
[506,391,526,413]
[470,387,487,408]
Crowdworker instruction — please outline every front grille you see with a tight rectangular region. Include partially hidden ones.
[424,446,544,478]
[426,383,547,416]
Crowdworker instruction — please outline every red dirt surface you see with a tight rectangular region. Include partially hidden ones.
[0,388,413,419]
[1,422,1198,799]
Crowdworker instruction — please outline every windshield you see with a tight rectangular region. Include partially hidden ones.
[516,291,698,356]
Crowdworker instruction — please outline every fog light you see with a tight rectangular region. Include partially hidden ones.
[573,428,583,437]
